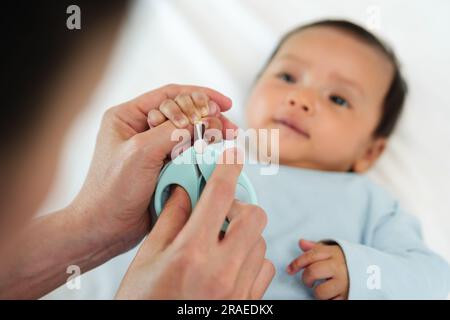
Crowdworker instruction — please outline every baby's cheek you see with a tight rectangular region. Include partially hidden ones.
[245,100,272,129]
[246,84,278,126]
[315,125,358,161]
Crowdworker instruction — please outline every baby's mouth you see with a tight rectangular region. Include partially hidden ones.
[272,117,310,139]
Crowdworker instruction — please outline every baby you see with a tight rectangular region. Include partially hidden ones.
[147,20,450,299]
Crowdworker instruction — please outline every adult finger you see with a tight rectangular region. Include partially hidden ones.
[131,120,192,163]
[219,113,238,138]
[221,202,267,263]
[140,186,191,258]
[203,117,224,143]
[231,239,266,299]
[250,259,276,299]
[182,148,242,240]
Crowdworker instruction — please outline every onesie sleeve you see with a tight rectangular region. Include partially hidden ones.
[329,202,450,299]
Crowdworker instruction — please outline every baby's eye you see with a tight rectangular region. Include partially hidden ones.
[329,95,349,108]
[277,72,296,84]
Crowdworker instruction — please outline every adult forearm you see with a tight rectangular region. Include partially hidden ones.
[0,205,132,299]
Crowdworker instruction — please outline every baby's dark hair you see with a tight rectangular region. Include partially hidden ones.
[265,19,408,138]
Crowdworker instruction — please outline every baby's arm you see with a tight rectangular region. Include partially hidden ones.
[290,203,450,299]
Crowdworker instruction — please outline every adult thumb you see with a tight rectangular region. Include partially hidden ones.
[137,120,194,164]
[141,186,192,256]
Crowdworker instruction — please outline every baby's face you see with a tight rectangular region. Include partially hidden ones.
[246,27,394,172]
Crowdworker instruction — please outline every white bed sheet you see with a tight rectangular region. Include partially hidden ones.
[41,0,450,299]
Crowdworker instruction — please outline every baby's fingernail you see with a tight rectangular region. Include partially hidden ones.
[177,117,189,127]
[191,113,201,123]
[208,100,218,115]
[192,92,202,100]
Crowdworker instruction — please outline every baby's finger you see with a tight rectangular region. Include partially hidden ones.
[314,279,343,300]
[286,247,331,274]
[298,239,317,252]
[191,91,210,117]
[148,109,167,128]
[302,260,335,288]
[208,100,220,116]
[111,84,232,134]
[159,99,190,128]
[174,94,201,124]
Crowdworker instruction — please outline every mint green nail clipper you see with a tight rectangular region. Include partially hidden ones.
[153,121,258,230]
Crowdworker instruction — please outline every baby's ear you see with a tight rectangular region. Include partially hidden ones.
[352,137,387,173]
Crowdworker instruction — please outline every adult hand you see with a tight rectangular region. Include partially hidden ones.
[116,148,275,299]
[70,84,236,252]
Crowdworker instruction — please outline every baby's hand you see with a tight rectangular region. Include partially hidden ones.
[287,239,349,300]
[147,91,224,133]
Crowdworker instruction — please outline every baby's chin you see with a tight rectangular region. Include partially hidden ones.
[266,138,311,165]
[278,146,310,165]
[274,140,336,170]
[277,151,353,172]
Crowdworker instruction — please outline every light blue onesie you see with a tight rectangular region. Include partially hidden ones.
[243,164,450,299]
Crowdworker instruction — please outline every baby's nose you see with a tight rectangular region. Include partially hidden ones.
[289,98,312,113]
